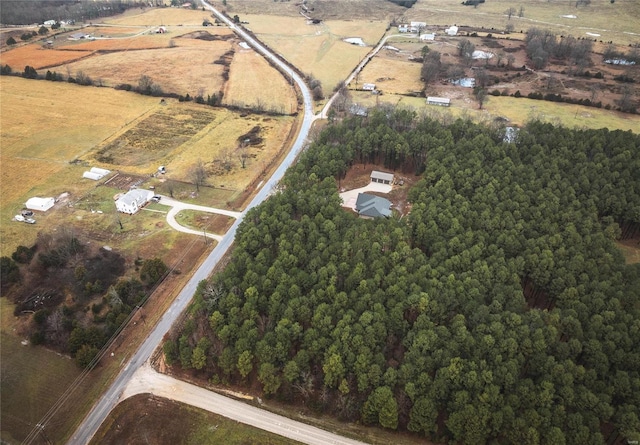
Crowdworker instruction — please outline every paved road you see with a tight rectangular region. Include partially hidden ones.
[65,2,315,443]
[122,364,367,445]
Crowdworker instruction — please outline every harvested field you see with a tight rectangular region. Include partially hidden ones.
[67,35,173,52]
[104,7,215,26]
[94,106,220,166]
[241,15,387,91]
[0,44,94,70]
[223,46,297,113]
[58,41,231,95]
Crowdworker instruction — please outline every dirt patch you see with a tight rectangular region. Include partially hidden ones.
[103,172,149,191]
[179,30,234,41]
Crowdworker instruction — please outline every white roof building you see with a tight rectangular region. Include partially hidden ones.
[115,189,154,215]
[362,83,376,91]
[83,167,111,181]
[420,33,435,41]
[370,170,394,184]
[427,96,451,106]
[25,197,55,212]
[445,26,459,36]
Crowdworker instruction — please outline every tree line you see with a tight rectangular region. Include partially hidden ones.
[167,109,640,444]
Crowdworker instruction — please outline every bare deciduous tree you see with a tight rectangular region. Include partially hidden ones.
[189,159,207,192]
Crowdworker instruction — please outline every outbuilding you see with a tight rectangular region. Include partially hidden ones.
[115,189,154,215]
[420,33,435,41]
[427,96,451,107]
[362,83,376,91]
[445,26,458,36]
[25,197,55,212]
[370,170,394,185]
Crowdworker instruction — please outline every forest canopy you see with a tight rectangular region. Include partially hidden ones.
[170,110,640,445]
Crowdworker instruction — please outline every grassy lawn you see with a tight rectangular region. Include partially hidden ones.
[616,239,640,264]
[174,209,236,235]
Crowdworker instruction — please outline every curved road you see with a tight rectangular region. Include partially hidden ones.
[65,1,316,443]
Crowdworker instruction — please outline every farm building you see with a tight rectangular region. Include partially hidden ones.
[427,96,451,107]
[44,20,56,26]
[25,197,55,212]
[410,21,427,32]
[355,193,392,218]
[420,33,435,41]
[115,189,154,215]
[370,170,394,185]
[83,167,111,181]
[362,83,376,91]
[445,26,459,36]
[398,24,409,33]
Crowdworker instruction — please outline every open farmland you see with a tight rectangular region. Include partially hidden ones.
[0,44,94,71]
[241,14,388,93]
[219,0,406,20]
[223,46,297,113]
[409,0,640,46]
[55,35,232,96]
[104,7,217,27]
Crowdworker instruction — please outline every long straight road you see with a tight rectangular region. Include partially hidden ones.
[64,2,317,444]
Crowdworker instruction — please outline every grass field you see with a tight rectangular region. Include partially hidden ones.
[358,55,424,95]
[409,0,640,46]
[349,91,640,132]
[617,239,640,264]
[223,47,297,113]
[104,7,216,26]
[242,15,388,92]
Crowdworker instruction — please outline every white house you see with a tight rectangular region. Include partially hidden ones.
[25,197,55,212]
[420,33,435,41]
[445,26,459,36]
[115,189,154,214]
[44,20,56,26]
[370,170,394,185]
[362,83,376,91]
[398,24,409,33]
[427,96,451,107]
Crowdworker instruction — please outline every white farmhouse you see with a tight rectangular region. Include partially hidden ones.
[115,189,154,214]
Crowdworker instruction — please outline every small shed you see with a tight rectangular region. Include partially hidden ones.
[115,189,154,215]
[420,33,435,41]
[445,26,458,36]
[427,96,451,107]
[370,170,394,185]
[26,197,55,212]
[362,83,376,91]
[355,193,392,218]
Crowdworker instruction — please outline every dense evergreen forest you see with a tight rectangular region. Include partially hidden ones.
[166,111,640,444]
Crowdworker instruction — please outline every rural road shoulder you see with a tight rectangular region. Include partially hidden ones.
[124,364,368,445]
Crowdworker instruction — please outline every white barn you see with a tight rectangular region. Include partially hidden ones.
[26,197,55,212]
[362,83,376,91]
[420,33,435,41]
[115,189,154,214]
